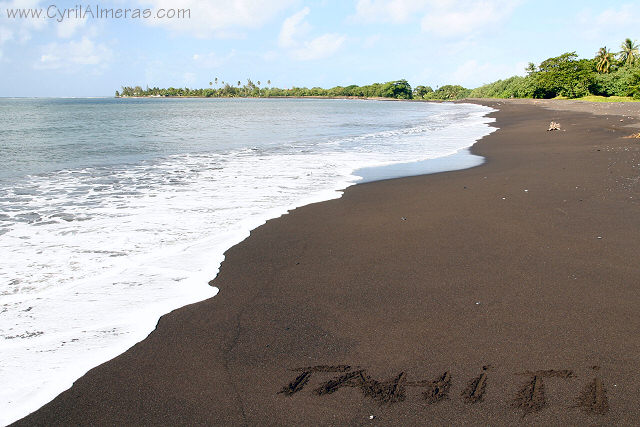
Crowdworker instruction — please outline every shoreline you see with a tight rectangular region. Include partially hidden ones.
[116,95,640,106]
[13,99,640,425]
[115,95,447,102]
[354,147,485,183]
[1,101,495,426]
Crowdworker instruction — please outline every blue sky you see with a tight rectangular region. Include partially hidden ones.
[0,0,639,97]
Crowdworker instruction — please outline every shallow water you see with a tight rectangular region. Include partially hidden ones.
[355,148,485,183]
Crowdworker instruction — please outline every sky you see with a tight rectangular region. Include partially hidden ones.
[0,0,639,97]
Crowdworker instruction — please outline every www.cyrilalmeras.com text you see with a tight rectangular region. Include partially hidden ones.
[5,5,190,22]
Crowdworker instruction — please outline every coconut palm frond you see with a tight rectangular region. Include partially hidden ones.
[619,38,639,66]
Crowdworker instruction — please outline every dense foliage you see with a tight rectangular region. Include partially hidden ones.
[117,79,414,100]
[531,52,598,98]
[468,76,535,98]
[118,38,640,101]
[470,39,640,100]
[422,85,472,100]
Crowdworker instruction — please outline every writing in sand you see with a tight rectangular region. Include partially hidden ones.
[279,364,610,417]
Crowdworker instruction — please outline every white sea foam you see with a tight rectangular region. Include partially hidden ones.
[0,101,495,425]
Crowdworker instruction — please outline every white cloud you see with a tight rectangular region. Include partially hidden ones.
[355,0,429,23]
[354,0,519,38]
[182,72,197,86]
[0,0,46,51]
[293,33,346,61]
[592,4,638,27]
[450,59,527,87]
[261,50,278,61]
[576,4,640,41]
[421,1,518,37]
[278,6,311,48]
[0,27,13,44]
[363,34,381,48]
[36,37,112,70]
[56,17,87,38]
[278,7,346,61]
[192,50,235,68]
[140,0,295,38]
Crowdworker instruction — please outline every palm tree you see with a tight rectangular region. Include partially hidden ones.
[214,77,218,86]
[237,80,241,87]
[267,79,271,87]
[619,38,639,67]
[209,81,212,87]
[595,47,615,74]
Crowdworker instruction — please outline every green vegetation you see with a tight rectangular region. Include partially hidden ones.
[564,95,640,102]
[470,38,640,100]
[117,79,413,100]
[118,38,640,102]
[422,85,471,100]
[468,76,535,98]
[595,47,615,74]
[619,38,639,67]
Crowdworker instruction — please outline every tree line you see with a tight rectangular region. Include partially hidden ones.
[117,38,640,101]
[116,79,414,99]
[469,38,640,99]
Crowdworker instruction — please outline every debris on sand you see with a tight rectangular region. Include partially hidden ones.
[548,121,561,131]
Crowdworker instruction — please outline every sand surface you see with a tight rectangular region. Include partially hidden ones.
[13,100,640,426]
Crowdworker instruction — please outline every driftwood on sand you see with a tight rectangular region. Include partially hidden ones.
[547,121,561,131]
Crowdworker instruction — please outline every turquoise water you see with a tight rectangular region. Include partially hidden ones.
[0,98,495,424]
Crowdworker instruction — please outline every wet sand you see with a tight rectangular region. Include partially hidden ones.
[13,100,640,425]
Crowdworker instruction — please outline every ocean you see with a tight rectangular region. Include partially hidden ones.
[0,97,495,424]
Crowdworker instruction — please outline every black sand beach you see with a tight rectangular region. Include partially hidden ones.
[14,100,640,425]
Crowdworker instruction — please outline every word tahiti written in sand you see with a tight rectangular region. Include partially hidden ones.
[278,365,609,417]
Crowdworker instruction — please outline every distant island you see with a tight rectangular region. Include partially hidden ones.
[118,38,640,102]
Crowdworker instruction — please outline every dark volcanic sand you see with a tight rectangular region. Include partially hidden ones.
[13,100,640,426]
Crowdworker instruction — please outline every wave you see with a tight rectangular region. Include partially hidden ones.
[0,101,495,425]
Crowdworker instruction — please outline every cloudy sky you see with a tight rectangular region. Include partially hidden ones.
[0,0,639,97]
